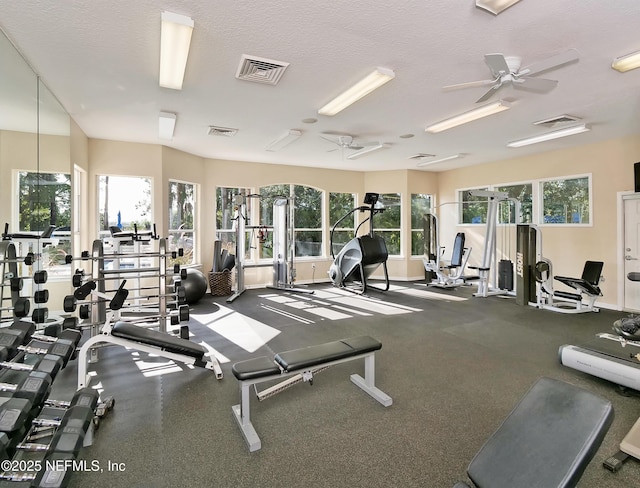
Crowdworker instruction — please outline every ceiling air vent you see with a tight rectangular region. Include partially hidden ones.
[208,126,238,137]
[235,55,290,85]
[408,153,435,160]
[533,115,581,128]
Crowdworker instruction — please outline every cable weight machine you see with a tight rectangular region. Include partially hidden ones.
[227,193,313,303]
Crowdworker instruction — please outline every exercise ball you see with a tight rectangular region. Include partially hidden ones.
[180,268,208,304]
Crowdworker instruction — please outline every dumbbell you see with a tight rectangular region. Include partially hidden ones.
[31,307,49,324]
[8,270,48,291]
[0,397,34,451]
[0,353,65,382]
[63,251,91,264]
[17,329,82,368]
[0,297,30,318]
[0,252,35,266]
[0,372,52,411]
[0,321,37,360]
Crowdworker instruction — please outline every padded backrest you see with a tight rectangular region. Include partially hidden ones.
[465,377,613,488]
[581,260,604,285]
[40,225,56,238]
[450,233,465,267]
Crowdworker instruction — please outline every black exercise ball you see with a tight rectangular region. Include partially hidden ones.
[180,268,208,304]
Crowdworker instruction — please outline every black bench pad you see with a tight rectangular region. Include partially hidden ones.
[275,336,381,372]
[232,356,280,381]
[111,322,205,359]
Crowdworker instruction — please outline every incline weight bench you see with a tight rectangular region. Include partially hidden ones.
[231,336,392,452]
[454,377,613,488]
[78,321,223,388]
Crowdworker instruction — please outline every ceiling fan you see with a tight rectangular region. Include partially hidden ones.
[320,134,375,152]
[444,49,579,103]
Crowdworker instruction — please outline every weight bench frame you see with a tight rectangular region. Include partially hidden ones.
[77,319,223,388]
[231,340,392,452]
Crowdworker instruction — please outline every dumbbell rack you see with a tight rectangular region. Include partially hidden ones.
[74,239,180,333]
[0,241,21,323]
[9,234,57,326]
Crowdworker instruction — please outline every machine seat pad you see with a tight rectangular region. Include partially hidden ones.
[274,336,381,372]
[232,356,280,381]
[465,377,613,488]
[111,322,205,359]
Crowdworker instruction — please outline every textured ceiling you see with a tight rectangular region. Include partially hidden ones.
[1,0,640,172]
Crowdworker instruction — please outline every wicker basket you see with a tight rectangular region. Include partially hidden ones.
[209,270,232,296]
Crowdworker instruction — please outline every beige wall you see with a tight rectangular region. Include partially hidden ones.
[6,124,639,313]
[436,134,640,307]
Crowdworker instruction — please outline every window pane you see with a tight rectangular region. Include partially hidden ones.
[98,175,152,237]
[216,187,251,260]
[168,181,195,265]
[460,188,488,224]
[17,171,71,278]
[411,193,432,255]
[329,192,356,255]
[259,184,323,258]
[541,177,590,224]
[376,193,401,256]
[495,184,532,224]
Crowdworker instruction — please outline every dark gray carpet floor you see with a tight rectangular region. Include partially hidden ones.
[47,281,640,488]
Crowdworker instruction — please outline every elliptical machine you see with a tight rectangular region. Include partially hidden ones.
[328,193,390,295]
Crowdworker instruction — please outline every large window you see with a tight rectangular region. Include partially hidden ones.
[411,193,432,256]
[215,187,251,261]
[168,180,196,265]
[98,175,152,238]
[16,171,71,277]
[259,184,322,258]
[376,193,401,256]
[329,192,356,256]
[460,187,489,224]
[541,176,590,224]
[495,183,532,224]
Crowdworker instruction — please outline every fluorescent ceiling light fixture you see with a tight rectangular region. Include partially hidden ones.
[265,129,302,151]
[416,154,465,167]
[507,124,590,148]
[425,100,510,133]
[318,67,395,116]
[612,50,640,72]
[158,112,177,140]
[476,0,523,15]
[346,143,390,160]
[159,11,194,90]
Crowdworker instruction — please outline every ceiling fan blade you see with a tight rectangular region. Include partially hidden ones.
[520,49,579,77]
[476,83,504,103]
[514,77,558,93]
[443,78,498,91]
[484,53,511,77]
[320,135,339,145]
[357,141,380,147]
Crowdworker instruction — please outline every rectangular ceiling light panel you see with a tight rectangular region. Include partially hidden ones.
[318,67,395,116]
[159,11,194,90]
[346,143,390,160]
[425,100,510,133]
[159,112,177,140]
[612,50,640,72]
[476,0,523,15]
[265,129,302,151]
[507,124,590,148]
[417,154,465,167]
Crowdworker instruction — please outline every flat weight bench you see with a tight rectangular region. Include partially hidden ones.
[231,336,392,452]
[454,377,613,488]
[77,321,222,388]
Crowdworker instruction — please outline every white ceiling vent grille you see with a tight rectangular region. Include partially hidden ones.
[235,55,290,85]
[533,114,581,128]
[208,126,238,137]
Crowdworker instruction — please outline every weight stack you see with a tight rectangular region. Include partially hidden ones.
[498,259,514,291]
